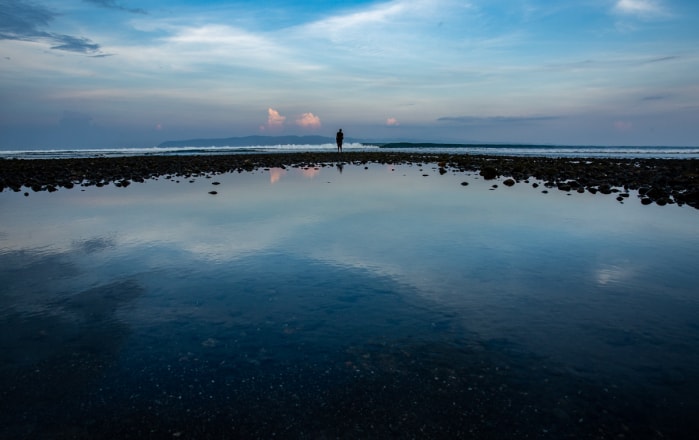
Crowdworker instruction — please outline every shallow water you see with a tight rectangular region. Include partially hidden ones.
[1,162,698,438]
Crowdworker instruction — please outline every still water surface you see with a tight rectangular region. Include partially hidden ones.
[1,162,698,438]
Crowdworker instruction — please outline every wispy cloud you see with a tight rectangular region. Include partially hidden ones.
[299,0,473,57]
[0,0,102,54]
[50,35,100,54]
[158,24,320,74]
[437,115,562,125]
[83,0,146,15]
[613,0,671,19]
[641,95,667,101]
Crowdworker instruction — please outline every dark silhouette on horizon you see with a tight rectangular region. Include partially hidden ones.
[336,129,344,153]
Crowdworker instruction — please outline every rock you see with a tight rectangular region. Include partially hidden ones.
[641,198,652,205]
[557,183,572,192]
[460,182,469,186]
[208,191,218,195]
[503,178,515,187]
[480,166,498,180]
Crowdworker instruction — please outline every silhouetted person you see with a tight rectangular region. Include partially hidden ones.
[336,129,344,153]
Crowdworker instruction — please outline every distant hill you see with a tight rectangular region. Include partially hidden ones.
[158,135,339,148]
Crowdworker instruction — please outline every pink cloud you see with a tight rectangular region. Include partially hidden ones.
[386,117,400,126]
[296,112,321,129]
[265,108,286,130]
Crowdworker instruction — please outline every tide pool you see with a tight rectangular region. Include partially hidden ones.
[1,162,698,438]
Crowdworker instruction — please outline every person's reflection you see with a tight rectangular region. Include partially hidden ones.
[336,163,344,174]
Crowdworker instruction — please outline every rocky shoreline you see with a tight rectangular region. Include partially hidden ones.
[1,152,698,209]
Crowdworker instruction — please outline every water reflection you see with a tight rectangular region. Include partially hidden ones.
[1,163,698,437]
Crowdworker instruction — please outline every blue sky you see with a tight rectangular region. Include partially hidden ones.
[1,0,698,148]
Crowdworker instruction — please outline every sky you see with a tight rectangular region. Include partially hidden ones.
[1,0,698,149]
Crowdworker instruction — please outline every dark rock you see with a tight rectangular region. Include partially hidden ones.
[212,181,221,185]
[460,182,469,186]
[480,166,498,180]
[208,191,218,195]
[557,183,572,192]
[503,178,515,187]
[641,198,652,205]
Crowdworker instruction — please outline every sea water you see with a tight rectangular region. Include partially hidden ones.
[1,143,699,159]
[1,162,698,438]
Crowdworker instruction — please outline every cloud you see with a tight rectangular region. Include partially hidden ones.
[83,0,147,15]
[296,112,321,129]
[50,34,101,53]
[613,0,670,18]
[437,115,561,125]
[264,108,286,130]
[0,0,102,54]
[386,117,400,126]
[161,24,320,74]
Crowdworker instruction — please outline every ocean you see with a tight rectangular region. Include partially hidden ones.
[1,142,699,159]
[1,159,698,438]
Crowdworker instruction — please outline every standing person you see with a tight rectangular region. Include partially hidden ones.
[336,128,344,153]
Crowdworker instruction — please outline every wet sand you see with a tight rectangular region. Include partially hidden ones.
[2,152,698,208]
